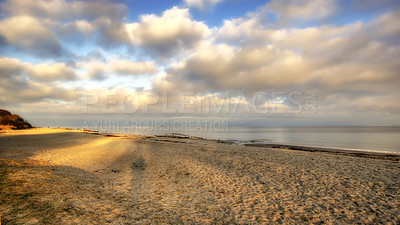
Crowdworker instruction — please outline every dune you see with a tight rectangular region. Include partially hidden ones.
[0,128,399,224]
[0,109,32,132]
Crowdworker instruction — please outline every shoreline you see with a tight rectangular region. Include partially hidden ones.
[104,131,400,160]
[103,131,400,160]
[243,143,400,161]
[3,127,399,160]
[66,126,400,157]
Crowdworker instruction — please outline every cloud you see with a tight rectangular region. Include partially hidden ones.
[1,0,127,22]
[183,0,224,10]
[153,10,400,118]
[352,0,400,12]
[78,59,159,80]
[153,42,317,93]
[217,14,362,46]
[1,1,210,53]
[25,63,77,81]
[0,57,78,82]
[0,15,67,58]
[94,18,130,48]
[55,20,96,45]
[0,57,24,79]
[218,17,265,44]
[109,60,159,76]
[0,57,78,104]
[125,7,210,58]
[15,81,77,103]
[0,0,129,52]
[263,0,337,25]
[0,2,210,58]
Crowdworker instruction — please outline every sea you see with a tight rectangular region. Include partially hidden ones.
[67,125,400,154]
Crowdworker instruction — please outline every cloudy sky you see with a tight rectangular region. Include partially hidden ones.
[0,0,399,127]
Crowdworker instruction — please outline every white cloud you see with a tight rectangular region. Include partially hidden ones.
[184,0,224,10]
[0,57,78,82]
[25,63,77,81]
[0,2,210,58]
[0,57,23,78]
[17,81,77,102]
[78,59,159,80]
[0,15,66,57]
[0,57,78,104]
[125,7,210,57]
[152,10,400,120]
[264,0,337,25]
[109,59,159,76]
[0,0,129,51]
[59,20,96,36]
[154,42,316,93]
[1,0,127,21]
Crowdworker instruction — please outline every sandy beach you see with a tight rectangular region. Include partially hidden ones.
[0,128,399,224]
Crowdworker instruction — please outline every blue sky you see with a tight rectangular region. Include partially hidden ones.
[121,0,396,27]
[0,0,399,127]
[121,0,265,26]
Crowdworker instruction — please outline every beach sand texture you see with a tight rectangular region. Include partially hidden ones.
[1,128,399,224]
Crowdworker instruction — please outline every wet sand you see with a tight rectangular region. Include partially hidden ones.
[1,128,399,224]
[244,143,400,161]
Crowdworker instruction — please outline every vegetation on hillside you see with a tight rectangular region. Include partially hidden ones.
[0,109,32,130]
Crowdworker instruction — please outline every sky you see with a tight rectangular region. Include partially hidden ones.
[0,0,399,127]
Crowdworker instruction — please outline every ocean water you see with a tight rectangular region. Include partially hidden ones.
[175,126,400,154]
[69,125,400,154]
[221,126,400,153]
